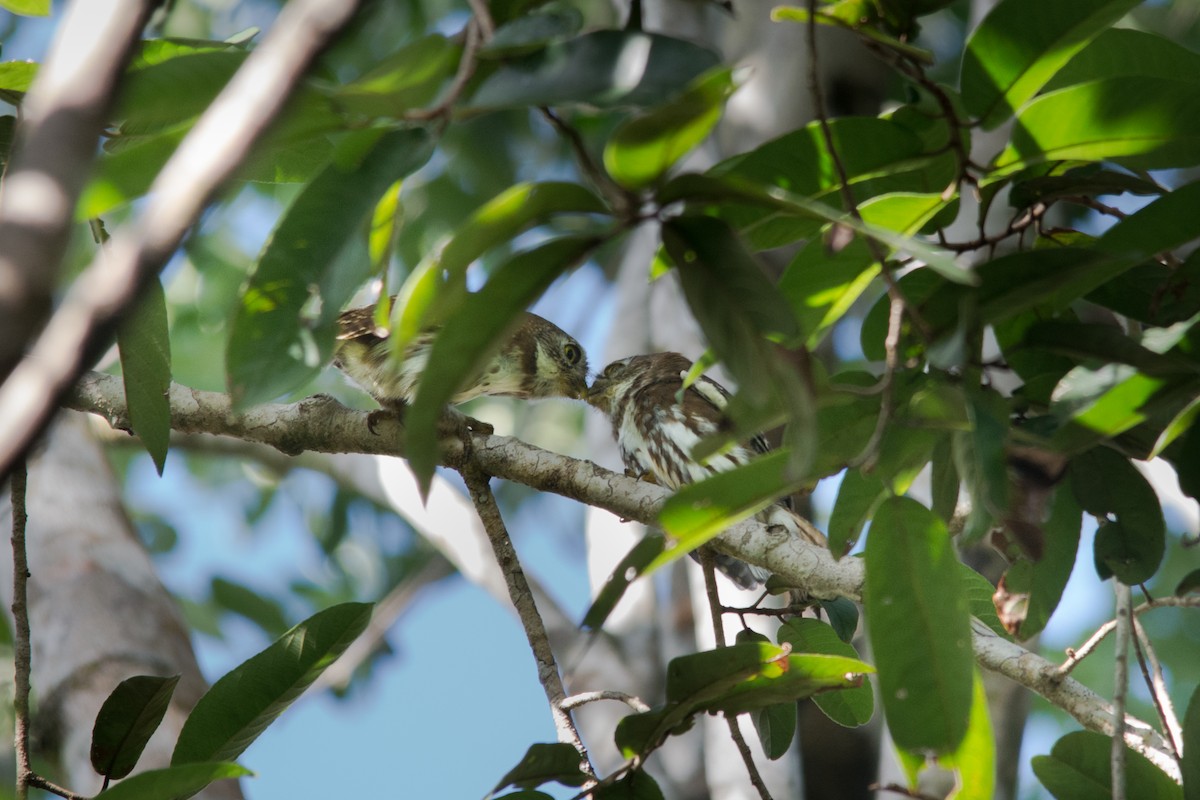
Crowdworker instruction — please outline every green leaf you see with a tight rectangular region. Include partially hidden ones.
[1183,684,1200,800]
[210,577,290,637]
[468,30,721,110]
[116,50,247,136]
[994,77,1200,174]
[91,675,181,781]
[405,235,601,493]
[1023,321,1200,378]
[780,236,879,348]
[118,277,172,475]
[1096,179,1200,259]
[581,533,666,631]
[939,672,996,800]
[1033,730,1183,800]
[1003,485,1081,639]
[960,0,1140,128]
[827,470,887,558]
[751,701,796,760]
[0,0,49,16]
[226,128,434,407]
[94,763,251,800]
[391,181,608,350]
[1070,447,1165,584]
[930,437,959,522]
[865,496,973,752]
[172,602,373,765]
[0,60,38,104]
[777,619,874,727]
[604,67,736,189]
[1085,254,1200,328]
[958,564,1007,640]
[657,450,806,570]
[1045,27,1200,92]
[479,5,585,58]
[335,35,458,116]
[493,743,589,792]
[592,770,665,800]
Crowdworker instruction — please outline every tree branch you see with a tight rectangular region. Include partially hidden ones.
[460,465,596,783]
[11,459,32,800]
[64,371,1181,780]
[0,0,363,485]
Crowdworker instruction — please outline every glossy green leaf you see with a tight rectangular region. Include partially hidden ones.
[335,35,458,116]
[493,743,589,792]
[1045,27,1200,92]
[604,67,735,189]
[479,5,585,58]
[226,128,434,407]
[1010,167,1162,211]
[995,77,1200,174]
[80,130,185,219]
[369,180,404,273]
[91,675,181,781]
[1096,179,1200,258]
[940,672,996,800]
[1032,730,1183,800]
[581,533,666,631]
[771,5,936,62]
[1070,447,1164,584]
[703,653,873,716]
[468,30,720,110]
[827,470,887,558]
[820,596,860,644]
[405,235,601,493]
[118,277,172,475]
[1183,684,1200,800]
[865,496,973,752]
[172,602,372,765]
[960,0,1140,128]
[1085,254,1200,328]
[94,763,251,800]
[391,181,608,350]
[777,619,874,727]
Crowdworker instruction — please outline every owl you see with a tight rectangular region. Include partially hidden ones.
[588,351,822,588]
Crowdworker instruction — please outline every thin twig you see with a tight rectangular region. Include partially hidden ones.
[849,294,903,472]
[26,776,86,800]
[700,554,774,800]
[459,464,596,783]
[1054,596,1200,678]
[1131,617,1183,758]
[11,459,32,800]
[1112,582,1132,800]
[540,108,635,217]
[561,690,651,714]
[404,14,484,124]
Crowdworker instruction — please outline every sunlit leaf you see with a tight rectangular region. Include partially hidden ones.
[581,533,666,631]
[0,0,48,16]
[960,0,1140,128]
[1045,27,1200,92]
[404,235,601,494]
[777,619,874,727]
[939,672,996,800]
[226,128,434,407]
[604,67,736,189]
[335,35,459,116]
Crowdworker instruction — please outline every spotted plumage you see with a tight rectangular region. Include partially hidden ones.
[333,301,589,421]
[588,352,823,588]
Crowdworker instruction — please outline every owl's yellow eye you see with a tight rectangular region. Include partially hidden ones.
[563,342,582,366]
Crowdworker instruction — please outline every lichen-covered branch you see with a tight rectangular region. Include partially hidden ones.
[65,370,1180,778]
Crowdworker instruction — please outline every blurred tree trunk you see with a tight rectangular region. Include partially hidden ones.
[1,413,242,799]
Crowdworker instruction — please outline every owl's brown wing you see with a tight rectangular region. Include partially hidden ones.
[336,305,388,341]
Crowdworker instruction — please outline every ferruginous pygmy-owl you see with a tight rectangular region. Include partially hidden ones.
[333,301,589,425]
[588,351,824,589]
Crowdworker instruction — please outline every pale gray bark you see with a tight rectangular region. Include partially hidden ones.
[0,413,241,798]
